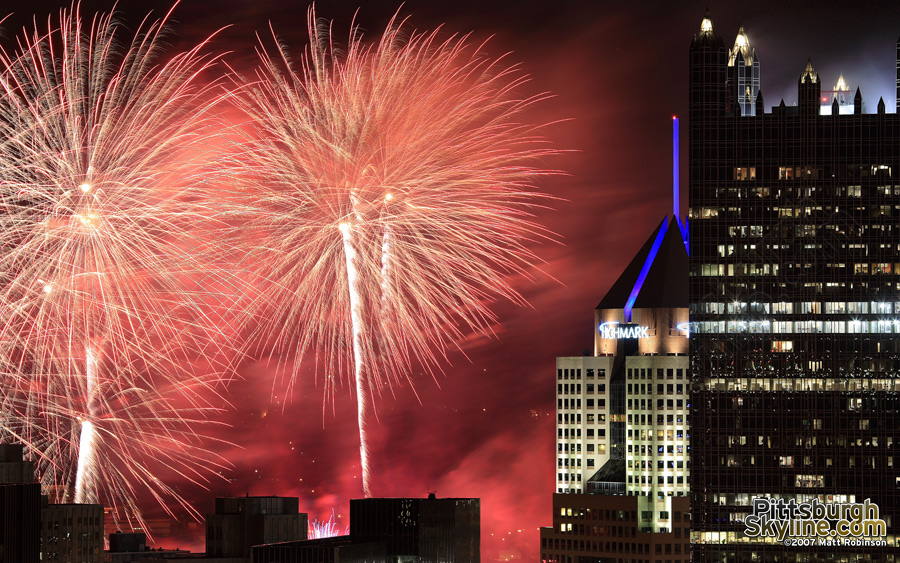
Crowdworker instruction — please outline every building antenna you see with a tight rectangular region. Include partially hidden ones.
[672,115,689,252]
[672,115,679,220]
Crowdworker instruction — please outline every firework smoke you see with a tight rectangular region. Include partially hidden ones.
[229,9,556,496]
[0,4,232,530]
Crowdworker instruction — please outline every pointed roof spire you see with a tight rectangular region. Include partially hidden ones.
[835,74,849,92]
[735,26,748,49]
[728,25,754,67]
[878,97,886,114]
[801,58,818,84]
[700,8,713,34]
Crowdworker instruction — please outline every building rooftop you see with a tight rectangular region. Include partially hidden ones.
[596,217,688,312]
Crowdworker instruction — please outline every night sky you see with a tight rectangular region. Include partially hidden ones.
[4,0,900,559]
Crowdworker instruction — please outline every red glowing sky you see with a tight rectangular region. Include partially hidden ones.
[5,0,900,559]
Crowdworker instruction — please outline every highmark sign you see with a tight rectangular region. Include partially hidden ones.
[599,322,649,340]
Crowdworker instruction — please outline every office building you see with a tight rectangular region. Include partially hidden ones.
[349,495,479,563]
[541,493,690,563]
[542,130,691,561]
[206,496,306,560]
[690,14,900,560]
[41,501,103,563]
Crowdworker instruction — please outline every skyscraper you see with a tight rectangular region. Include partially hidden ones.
[690,14,900,560]
[542,127,691,561]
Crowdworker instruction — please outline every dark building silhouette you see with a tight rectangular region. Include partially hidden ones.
[689,13,900,560]
[0,483,41,563]
[251,536,385,563]
[251,495,479,563]
[109,532,147,554]
[350,496,479,563]
[41,501,103,563]
[0,444,40,563]
[205,496,306,560]
[0,445,35,484]
[106,531,193,562]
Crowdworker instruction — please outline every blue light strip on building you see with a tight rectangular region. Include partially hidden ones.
[676,215,689,256]
[624,217,668,322]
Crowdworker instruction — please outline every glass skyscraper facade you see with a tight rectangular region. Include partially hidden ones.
[690,13,900,561]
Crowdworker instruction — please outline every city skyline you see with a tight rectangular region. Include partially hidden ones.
[2,1,900,560]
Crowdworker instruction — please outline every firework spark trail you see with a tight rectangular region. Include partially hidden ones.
[0,4,234,530]
[229,8,557,497]
[73,345,98,504]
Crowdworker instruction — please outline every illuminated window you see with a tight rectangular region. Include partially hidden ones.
[771,341,793,352]
[734,167,756,180]
[795,475,824,488]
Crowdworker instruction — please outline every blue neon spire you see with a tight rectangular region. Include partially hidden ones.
[672,116,689,254]
[624,217,668,322]
[672,116,679,219]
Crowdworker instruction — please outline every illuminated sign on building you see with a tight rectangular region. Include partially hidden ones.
[599,322,649,340]
[599,321,691,339]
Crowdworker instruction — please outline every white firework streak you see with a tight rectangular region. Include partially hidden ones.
[73,345,98,504]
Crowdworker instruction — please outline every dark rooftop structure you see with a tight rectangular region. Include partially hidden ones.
[597,217,689,312]
[251,495,479,563]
